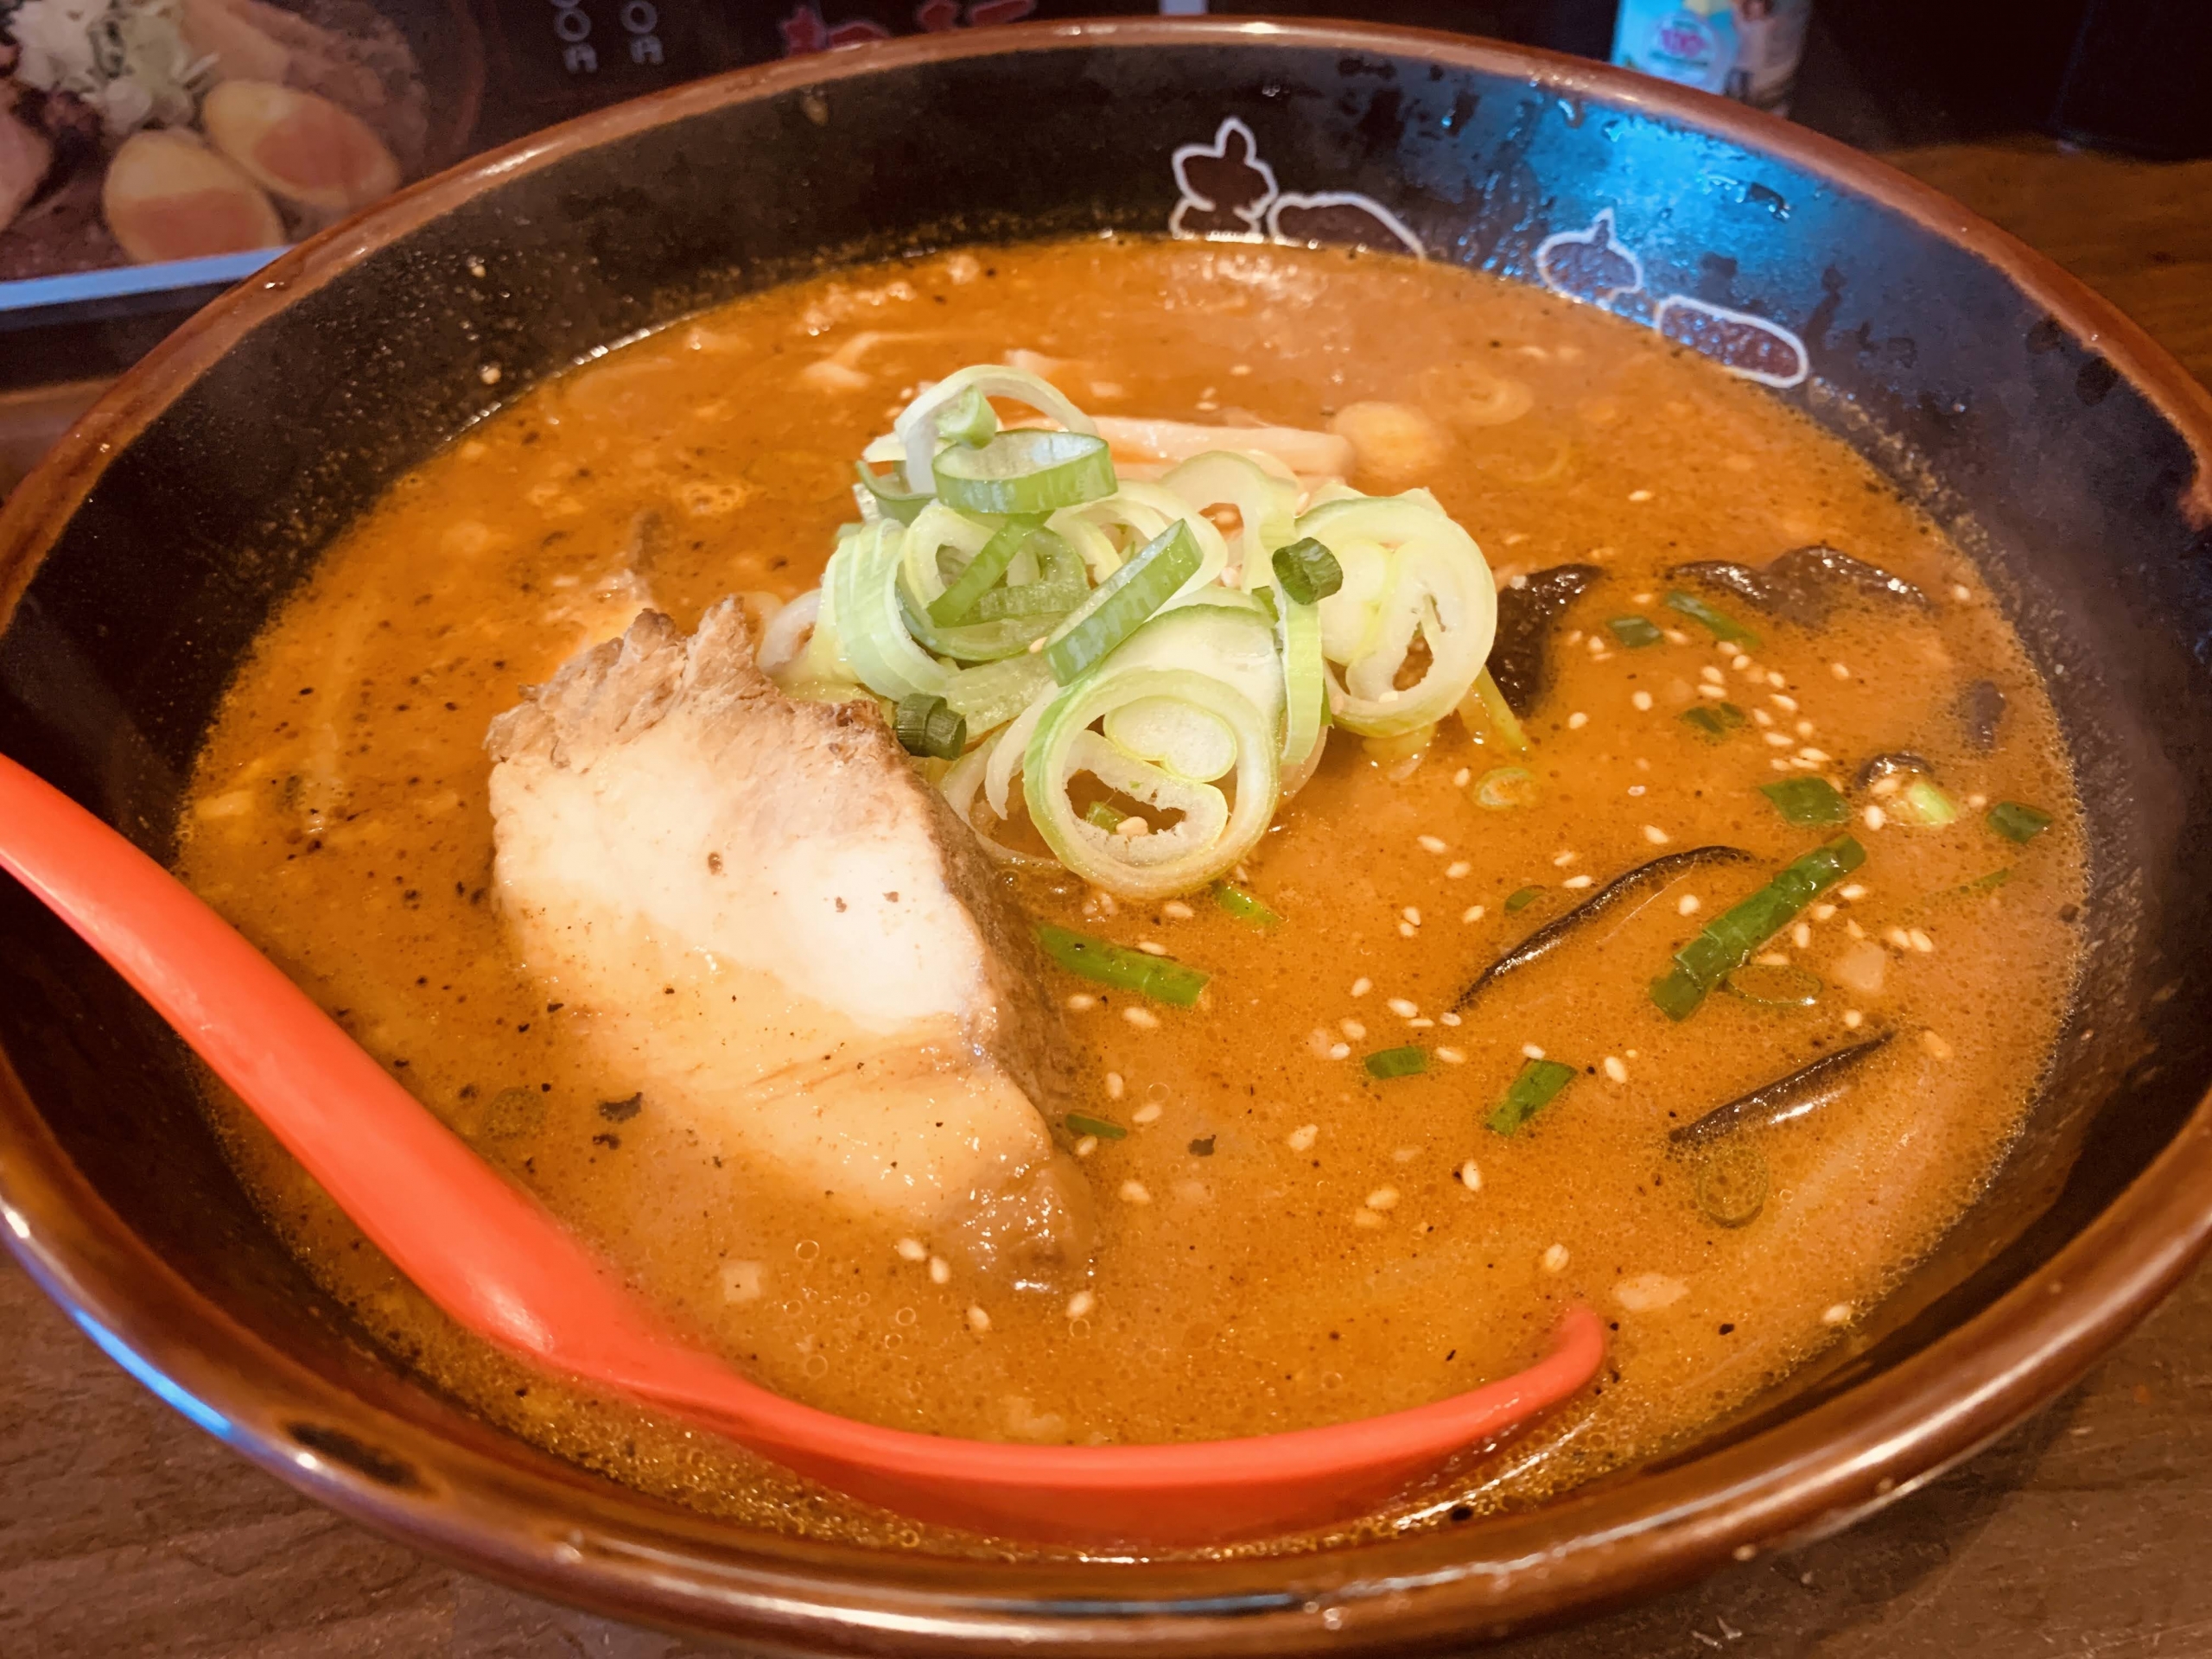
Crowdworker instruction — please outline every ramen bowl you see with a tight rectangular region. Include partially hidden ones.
[3,19,2210,1654]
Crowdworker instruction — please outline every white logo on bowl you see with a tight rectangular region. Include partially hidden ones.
[1535,208,1809,389]
[1169,118,1424,258]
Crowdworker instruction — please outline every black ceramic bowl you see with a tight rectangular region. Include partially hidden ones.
[3,19,2212,1654]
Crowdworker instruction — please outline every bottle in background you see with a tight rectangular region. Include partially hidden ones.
[1611,0,1814,113]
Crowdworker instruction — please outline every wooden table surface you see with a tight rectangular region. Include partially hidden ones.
[4,136,2210,1657]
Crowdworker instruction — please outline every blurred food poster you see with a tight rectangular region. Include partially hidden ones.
[0,0,1187,320]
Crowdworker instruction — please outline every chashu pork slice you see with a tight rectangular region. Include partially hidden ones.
[485,600,1091,1279]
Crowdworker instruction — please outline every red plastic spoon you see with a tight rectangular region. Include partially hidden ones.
[0,751,1604,1547]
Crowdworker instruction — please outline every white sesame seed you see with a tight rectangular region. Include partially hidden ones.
[1116,816,1148,838]
[1398,922,1416,938]
[1288,1123,1319,1151]
[1886,927,1914,950]
[929,1255,950,1285]
[1770,692,1798,712]
[1909,928,1936,954]
[1666,629,1693,645]
[1074,1135,1098,1156]
[1351,976,1371,997]
[1842,1009,1864,1029]
[1119,1179,1152,1205]
[1402,906,1422,925]
[1840,883,1867,901]
[1162,900,1195,919]
[1453,767,1472,787]
[1831,662,1851,680]
[1678,893,1701,916]
[1795,720,1816,739]
[1789,756,1821,771]
[1756,951,1791,967]
[1634,592,1653,604]
[1700,666,1725,684]
[1798,747,1830,763]
[1554,850,1577,867]
[1698,683,1727,699]
[1388,997,1419,1019]
[1461,905,1484,923]
[1629,488,1655,502]
[1923,1031,1954,1060]
[1822,1302,1853,1325]
[1437,1046,1466,1064]
[895,1236,927,1262]
[1418,834,1448,854]
[1541,1244,1570,1273]
[1631,690,1653,711]
[1364,1186,1401,1211]
[1522,1043,1547,1060]
[1767,671,1788,689]
[1763,730,1794,747]
[1459,1159,1482,1190]
[1124,1006,1160,1028]
[1329,1042,1351,1060]
[1603,1055,1629,1083]
[1643,824,1670,844]
[1446,860,1472,879]
[1791,922,1813,949]
[1408,1017,1434,1028]
[1753,708,1775,728]
[1845,918,1866,939]
[1951,583,1972,601]
[1862,804,1887,830]
[1137,940,1169,957]
[1967,792,1988,810]
[1563,874,1594,889]
[1732,654,1752,671]
[1770,759,1792,772]
[1565,630,1583,646]
[1629,783,1647,796]
[1066,1290,1096,1319]
[1341,1019,1367,1040]
[967,1304,992,1332]
[1440,1012,1461,1027]
[1133,1103,1163,1124]
[1105,1071,1125,1099]
[1812,904,1836,921]
[1353,1209,1386,1229]
[1067,993,1096,1010]
[1567,711,1589,729]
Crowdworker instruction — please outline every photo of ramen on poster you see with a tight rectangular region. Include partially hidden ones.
[0,0,1180,317]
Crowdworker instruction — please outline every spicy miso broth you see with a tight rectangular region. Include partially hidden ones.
[178,238,2081,1550]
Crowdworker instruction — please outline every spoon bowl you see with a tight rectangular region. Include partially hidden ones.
[0,749,1604,1547]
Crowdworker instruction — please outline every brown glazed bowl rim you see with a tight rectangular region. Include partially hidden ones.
[5,18,2212,1654]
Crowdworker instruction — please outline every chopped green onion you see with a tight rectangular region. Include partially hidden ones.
[1681,702,1746,740]
[1045,520,1202,685]
[1474,766,1539,810]
[1271,537,1344,605]
[854,461,931,524]
[934,429,1116,517]
[927,517,1039,626]
[1652,836,1865,1021]
[1065,1111,1127,1141]
[1366,1045,1429,1080]
[1893,777,1959,827]
[1487,1058,1577,1135]
[937,385,998,447]
[1723,963,1823,1007]
[1665,590,1760,645]
[1468,666,1531,753]
[1987,801,2052,843]
[1504,885,1544,913]
[1759,777,1848,825]
[1951,867,2012,899]
[974,534,1086,620]
[1214,882,1281,927]
[1084,801,1124,832]
[1606,614,1664,649]
[893,693,966,760]
[1034,922,1209,1007]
